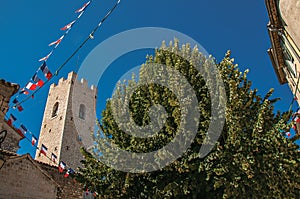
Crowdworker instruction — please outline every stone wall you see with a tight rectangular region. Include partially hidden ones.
[0,79,19,118]
[37,161,83,199]
[0,154,58,199]
[0,152,85,199]
[0,121,23,153]
[36,71,97,169]
[35,73,74,166]
[0,79,22,152]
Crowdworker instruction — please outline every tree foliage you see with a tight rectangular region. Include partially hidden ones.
[76,40,300,198]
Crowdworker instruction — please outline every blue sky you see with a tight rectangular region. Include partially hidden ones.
[0,0,299,157]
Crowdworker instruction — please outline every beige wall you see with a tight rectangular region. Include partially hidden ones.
[35,73,73,166]
[278,0,300,104]
[71,77,97,151]
[279,0,300,51]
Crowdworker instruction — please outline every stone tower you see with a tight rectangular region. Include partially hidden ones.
[35,72,97,169]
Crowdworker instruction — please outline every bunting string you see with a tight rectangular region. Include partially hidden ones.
[54,0,122,75]
[3,112,77,178]
[11,0,95,109]
[4,0,122,181]
[3,0,118,193]
[11,0,122,109]
[3,110,99,194]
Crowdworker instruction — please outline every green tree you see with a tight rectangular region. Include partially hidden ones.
[76,40,300,198]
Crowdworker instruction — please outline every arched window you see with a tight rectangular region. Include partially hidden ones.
[79,104,86,120]
[52,102,59,118]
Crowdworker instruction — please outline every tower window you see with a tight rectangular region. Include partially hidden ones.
[79,104,86,120]
[52,102,59,118]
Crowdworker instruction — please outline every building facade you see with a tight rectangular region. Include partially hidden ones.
[35,71,97,169]
[266,0,300,104]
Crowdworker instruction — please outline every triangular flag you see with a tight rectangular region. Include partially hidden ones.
[286,132,291,137]
[31,136,37,146]
[59,161,66,173]
[40,62,52,80]
[41,144,48,156]
[7,114,17,126]
[25,82,37,91]
[48,35,64,47]
[39,52,52,62]
[61,20,76,31]
[75,1,90,13]
[32,74,44,87]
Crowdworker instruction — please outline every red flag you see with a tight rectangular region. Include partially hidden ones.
[48,35,64,47]
[75,1,90,13]
[25,82,37,91]
[17,105,24,112]
[61,20,76,31]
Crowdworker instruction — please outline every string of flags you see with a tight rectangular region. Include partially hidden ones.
[10,0,121,111]
[4,0,122,194]
[5,110,100,195]
[5,113,76,179]
[11,0,92,110]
